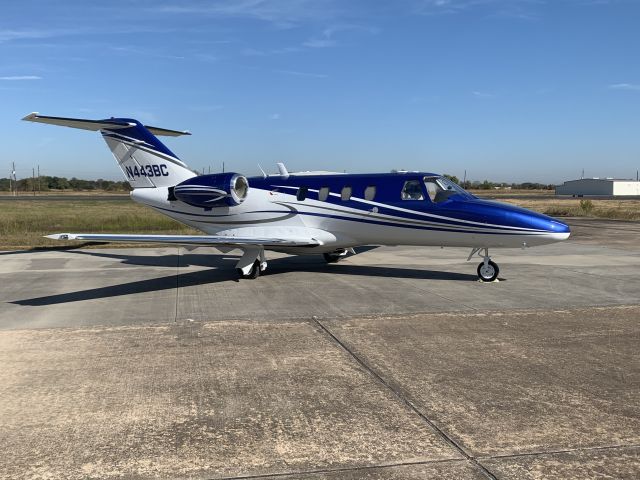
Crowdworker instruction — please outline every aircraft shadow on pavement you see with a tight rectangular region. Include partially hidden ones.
[12,251,476,307]
[12,268,234,306]
[0,243,106,256]
[65,246,383,268]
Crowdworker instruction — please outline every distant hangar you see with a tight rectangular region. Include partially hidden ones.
[556,178,640,196]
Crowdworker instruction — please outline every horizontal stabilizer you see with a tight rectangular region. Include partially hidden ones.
[145,125,191,137]
[44,233,321,248]
[22,113,134,131]
[22,113,191,136]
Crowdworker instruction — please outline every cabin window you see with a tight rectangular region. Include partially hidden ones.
[341,186,352,201]
[318,186,330,201]
[401,180,424,200]
[364,185,376,201]
[297,186,308,201]
[424,178,440,202]
[424,176,464,203]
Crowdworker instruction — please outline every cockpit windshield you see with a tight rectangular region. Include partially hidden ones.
[424,176,474,203]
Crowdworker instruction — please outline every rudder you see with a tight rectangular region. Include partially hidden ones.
[99,120,196,188]
[22,113,197,189]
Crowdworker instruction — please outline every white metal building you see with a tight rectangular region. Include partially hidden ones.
[556,178,640,196]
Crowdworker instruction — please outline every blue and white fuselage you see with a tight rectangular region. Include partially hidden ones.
[133,172,569,252]
[23,113,570,282]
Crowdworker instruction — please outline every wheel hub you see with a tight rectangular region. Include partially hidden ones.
[480,264,495,278]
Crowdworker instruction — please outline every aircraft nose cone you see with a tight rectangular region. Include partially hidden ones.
[505,206,571,237]
[504,205,571,241]
[461,199,571,239]
[547,218,570,234]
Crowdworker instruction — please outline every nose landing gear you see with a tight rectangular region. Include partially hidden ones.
[477,259,499,282]
[468,247,500,282]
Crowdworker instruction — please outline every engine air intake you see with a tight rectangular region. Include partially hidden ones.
[173,172,249,207]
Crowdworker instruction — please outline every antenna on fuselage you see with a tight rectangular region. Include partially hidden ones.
[277,162,289,179]
[258,164,267,179]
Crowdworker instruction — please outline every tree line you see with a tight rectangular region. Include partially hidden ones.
[443,175,555,190]
[0,174,555,193]
[0,176,131,192]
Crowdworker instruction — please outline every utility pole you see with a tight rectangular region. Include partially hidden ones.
[32,167,36,196]
[12,162,16,196]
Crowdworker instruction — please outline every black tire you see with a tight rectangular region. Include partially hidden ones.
[237,260,261,279]
[248,260,260,279]
[477,260,499,282]
[323,253,341,263]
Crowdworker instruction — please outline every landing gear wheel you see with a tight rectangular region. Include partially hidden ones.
[323,249,350,263]
[237,260,261,279]
[477,260,499,282]
[323,253,341,263]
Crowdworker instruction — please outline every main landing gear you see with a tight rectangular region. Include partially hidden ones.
[236,246,267,279]
[235,247,356,279]
[468,247,500,282]
[323,248,351,263]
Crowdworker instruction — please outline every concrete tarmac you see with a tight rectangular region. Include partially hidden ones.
[0,218,639,479]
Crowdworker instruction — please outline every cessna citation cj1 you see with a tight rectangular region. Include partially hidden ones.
[23,113,570,282]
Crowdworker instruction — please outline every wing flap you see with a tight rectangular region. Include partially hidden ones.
[44,233,321,248]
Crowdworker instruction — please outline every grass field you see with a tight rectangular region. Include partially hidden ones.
[0,200,197,250]
[0,196,638,250]
[470,189,555,196]
[0,191,129,197]
[496,197,640,221]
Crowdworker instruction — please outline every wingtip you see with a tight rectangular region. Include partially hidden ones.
[22,112,39,121]
[44,233,73,240]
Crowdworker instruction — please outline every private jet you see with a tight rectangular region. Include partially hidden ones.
[23,113,570,282]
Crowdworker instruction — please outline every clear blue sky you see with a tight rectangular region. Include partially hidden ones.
[2,0,639,183]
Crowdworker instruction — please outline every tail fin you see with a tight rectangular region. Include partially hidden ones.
[22,113,197,188]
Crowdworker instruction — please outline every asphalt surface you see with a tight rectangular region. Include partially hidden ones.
[0,217,638,479]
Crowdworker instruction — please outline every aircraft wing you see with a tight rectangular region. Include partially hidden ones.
[45,233,321,248]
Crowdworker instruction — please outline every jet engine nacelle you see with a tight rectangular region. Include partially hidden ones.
[173,172,249,207]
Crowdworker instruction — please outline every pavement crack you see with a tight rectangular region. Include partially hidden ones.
[211,458,469,480]
[478,443,640,461]
[312,317,499,480]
